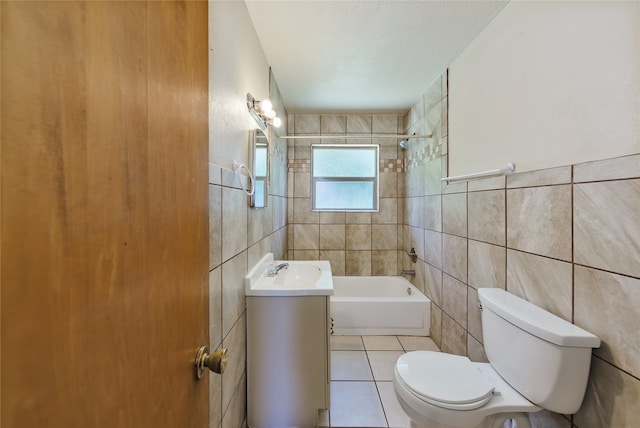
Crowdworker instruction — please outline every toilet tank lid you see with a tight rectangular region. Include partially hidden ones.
[478,288,600,348]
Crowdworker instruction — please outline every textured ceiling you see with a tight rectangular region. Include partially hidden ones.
[245,1,509,114]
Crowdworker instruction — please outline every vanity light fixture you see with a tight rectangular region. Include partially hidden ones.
[247,92,282,131]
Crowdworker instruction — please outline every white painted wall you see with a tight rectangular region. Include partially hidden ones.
[209,0,270,169]
[449,1,640,176]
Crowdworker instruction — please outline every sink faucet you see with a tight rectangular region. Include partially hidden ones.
[267,262,289,277]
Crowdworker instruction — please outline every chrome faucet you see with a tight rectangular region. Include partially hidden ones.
[406,247,418,263]
[401,269,416,277]
[267,262,289,277]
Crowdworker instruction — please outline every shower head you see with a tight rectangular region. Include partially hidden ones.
[399,139,409,150]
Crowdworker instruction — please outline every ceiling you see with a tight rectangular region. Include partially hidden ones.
[245,0,509,114]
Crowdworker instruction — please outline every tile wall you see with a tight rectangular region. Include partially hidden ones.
[405,72,640,427]
[286,115,405,275]
[207,79,288,427]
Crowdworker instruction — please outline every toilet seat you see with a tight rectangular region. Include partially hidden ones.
[396,351,495,411]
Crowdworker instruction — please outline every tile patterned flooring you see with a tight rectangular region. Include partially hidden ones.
[321,335,440,428]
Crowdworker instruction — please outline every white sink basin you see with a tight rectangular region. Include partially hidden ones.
[246,253,334,296]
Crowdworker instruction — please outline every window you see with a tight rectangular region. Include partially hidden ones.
[311,144,379,211]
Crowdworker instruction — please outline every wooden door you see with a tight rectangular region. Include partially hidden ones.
[1,1,209,427]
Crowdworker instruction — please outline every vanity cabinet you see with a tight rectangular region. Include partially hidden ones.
[247,295,330,428]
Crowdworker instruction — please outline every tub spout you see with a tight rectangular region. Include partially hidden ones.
[401,269,415,277]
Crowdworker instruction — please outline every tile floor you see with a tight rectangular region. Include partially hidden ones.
[320,335,441,428]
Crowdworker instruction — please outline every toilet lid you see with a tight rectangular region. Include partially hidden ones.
[396,351,495,410]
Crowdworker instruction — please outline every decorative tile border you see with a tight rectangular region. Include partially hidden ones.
[380,159,403,173]
[288,158,403,173]
[288,159,310,173]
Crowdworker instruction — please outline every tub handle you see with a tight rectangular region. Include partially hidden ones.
[406,247,418,263]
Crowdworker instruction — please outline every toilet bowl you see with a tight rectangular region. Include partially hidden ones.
[394,351,539,428]
[393,288,600,428]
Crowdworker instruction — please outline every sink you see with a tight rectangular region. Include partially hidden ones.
[246,253,334,296]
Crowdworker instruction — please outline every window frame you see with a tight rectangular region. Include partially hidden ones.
[310,144,379,212]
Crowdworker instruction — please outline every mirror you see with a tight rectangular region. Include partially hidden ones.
[250,128,269,208]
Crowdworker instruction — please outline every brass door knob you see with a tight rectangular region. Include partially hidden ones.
[195,346,228,380]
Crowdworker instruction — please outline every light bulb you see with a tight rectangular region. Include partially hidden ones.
[272,117,282,128]
[264,109,276,119]
[260,99,273,113]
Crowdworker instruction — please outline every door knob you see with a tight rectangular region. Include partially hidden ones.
[195,345,228,380]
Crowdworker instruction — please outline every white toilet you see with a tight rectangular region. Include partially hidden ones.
[393,288,600,428]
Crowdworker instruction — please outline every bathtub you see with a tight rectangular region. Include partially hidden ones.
[330,276,431,336]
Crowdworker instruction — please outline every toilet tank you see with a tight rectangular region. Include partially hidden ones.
[477,288,600,414]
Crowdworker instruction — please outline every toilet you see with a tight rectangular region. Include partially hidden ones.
[393,288,600,428]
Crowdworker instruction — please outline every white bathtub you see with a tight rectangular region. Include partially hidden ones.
[330,276,431,336]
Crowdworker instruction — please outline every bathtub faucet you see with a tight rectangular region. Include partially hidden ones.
[406,247,418,263]
[401,269,416,277]
[267,262,289,277]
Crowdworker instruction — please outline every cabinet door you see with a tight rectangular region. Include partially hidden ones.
[247,296,328,427]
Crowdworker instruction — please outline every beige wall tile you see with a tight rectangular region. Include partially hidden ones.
[294,114,320,134]
[467,287,483,344]
[424,262,443,306]
[346,212,371,224]
[372,250,398,276]
[372,115,398,134]
[372,198,398,224]
[430,304,442,348]
[443,233,467,283]
[574,179,640,278]
[209,364,223,428]
[425,195,442,232]
[293,197,318,223]
[528,411,571,428]
[221,251,247,339]
[506,249,573,321]
[468,190,505,246]
[222,313,246,414]
[468,240,505,289]
[320,115,346,134]
[575,357,640,427]
[443,274,468,329]
[467,334,488,363]
[293,172,310,198]
[425,157,443,196]
[248,201,273,246]
[346,224,371,250]
[407,196,425,228]
[293,250,319,260]
[442,179,467,195]
[424,229,443,270]
[222,187,248,262]
[575,266,640,379]
[442,192,467,237]
[346,251,371,275]
[320,250,345,276]
[441,313,466,356]
[209,266,223,349]
[346,115,372,133]
[372,225,398,250]
[221,373,247,428]
[412,259,426,295]
[468,175,505,192]
[210,185,222,270]
[573,154,640,183]
[319,211,346,224]
[507,185,572,261]
[293,224,319,250]
[319,224,345,250]
[409,226,425,263]
[379,172,398,198]
[506,165,572,188]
